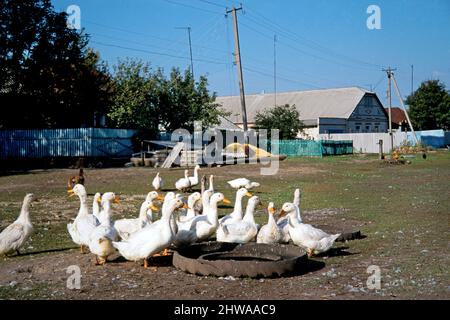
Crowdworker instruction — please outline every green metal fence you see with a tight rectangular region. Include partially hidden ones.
[320,140,353,156]
[269,140,353,157]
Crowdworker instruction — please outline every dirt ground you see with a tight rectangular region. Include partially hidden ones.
[0,152,449,299]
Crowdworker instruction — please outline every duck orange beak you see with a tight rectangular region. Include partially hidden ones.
[114,196,121,204]
[278,209,287,218]
[67,189,76,197]
[182,203,189,209]
[269,207,276,214]
[150,204,159,212]
[246,192,252,197]
[156,195,164,201]
[222,198,231,204]
[97,197,101,203]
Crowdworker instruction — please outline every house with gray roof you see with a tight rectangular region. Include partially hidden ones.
[215,87,389,139]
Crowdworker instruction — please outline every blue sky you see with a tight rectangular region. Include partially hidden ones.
[52,0,450,107]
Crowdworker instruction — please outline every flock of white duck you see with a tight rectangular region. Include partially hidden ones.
[0,164,341,268]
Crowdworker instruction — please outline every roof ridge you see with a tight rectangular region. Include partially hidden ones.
[217,86,370,98]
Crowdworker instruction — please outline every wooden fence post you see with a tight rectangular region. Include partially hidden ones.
[378,139,384,160]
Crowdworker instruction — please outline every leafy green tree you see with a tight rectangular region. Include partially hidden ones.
[0,0,111,128]
[255,104,304,140]
[108,60,227,135]
[406,80,450,130]
[107,59,158,134]
[157,68,225,132]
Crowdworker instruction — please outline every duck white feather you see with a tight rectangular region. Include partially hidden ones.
[152,172,163,191]
[175,170,191,192]
[178,192,202,223]
[175,192,229,246]
[92,192,101,222]
[257,202,282,244]
[216,196,260,243]
[218,188,251,225]
[278,188,302,243]
[112,198,186,267]
[67,184,99,253]
[88,192,120,264]
[114,197,159,240]
[280,202,340,256]
[188,165,200,187]
[0,194,35,256]
[227,178,260,190]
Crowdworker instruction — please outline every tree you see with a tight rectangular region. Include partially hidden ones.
[0,0,112,128]
[406,80,450,131]
[107,60,227,136]
[254,104,304,140]
[157,68,225,132]
[108,59,158,133]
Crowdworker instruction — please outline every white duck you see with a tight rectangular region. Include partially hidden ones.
[112,197,187,268]
[188,165,200,187]
[178,192,202,223]
[161,192,184,241]
[114,199,159,240]
[278,189,303,243]
[92,192,101,222]
[67,184,99,253]
[227,178,260,190]
[175,169,191,192]
[88,192,120,265]
[175,193,229,246]
[257,202,282,244]
[0,193,35,256]
[177,191,211,231]
[219,188,252,225]
[207,175,214,192]
[293,188,300,207]
[216,195,260,243]
[280,202,341,257]
[152,172,163,191]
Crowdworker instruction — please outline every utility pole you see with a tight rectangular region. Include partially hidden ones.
[226,6,248,134]
[391,72,420,146]
[274,34,277,107]
[382,67,396,152]
[176,26,194,79]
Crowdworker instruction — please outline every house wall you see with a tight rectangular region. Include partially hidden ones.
[299,127,319,140]
[319,129,449,153]
[319,132,407,153]
[318,118,347,134]
[347,94,388,133]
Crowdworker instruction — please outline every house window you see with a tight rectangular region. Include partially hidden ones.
[374,126,379,132]
[355,125,360,131]
[365,125,370,131]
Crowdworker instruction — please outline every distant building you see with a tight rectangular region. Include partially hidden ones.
[385,107,408,131]
[216,87,389,139]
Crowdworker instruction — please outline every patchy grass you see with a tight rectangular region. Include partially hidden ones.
[0,151,449,299]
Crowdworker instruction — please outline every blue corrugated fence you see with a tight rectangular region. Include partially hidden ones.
[0,128,137,159]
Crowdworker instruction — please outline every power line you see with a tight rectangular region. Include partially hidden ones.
[196,0,226,8]
[372,74,385,91]
[242,3,384,69]
[84,19,230,56]
[90,41,228,66]
[243,66,322,89]
[239,18,379,72]
[162,0,223,14]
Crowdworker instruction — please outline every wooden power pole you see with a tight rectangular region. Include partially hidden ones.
[226,6,248,133]
[383,67,396,152]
